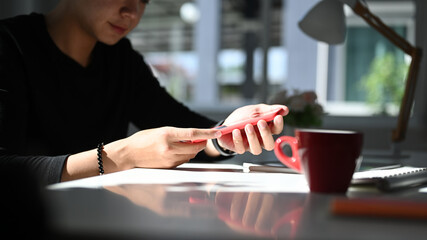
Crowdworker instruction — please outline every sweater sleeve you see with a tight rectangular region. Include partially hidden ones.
[0,152,67,185]
[0,23,67,185]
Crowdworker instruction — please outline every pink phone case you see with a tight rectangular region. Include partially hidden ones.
[190,108,285,143]
[214,108,285,135]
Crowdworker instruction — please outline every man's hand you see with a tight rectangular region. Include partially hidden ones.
[216,104,288,155]
[107,127,222,169]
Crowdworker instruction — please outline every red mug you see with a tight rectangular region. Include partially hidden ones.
[274,129,363,193]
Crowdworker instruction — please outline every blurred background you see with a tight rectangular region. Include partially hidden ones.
[1,0,427,153]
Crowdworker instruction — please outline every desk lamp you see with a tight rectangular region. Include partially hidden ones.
[299,0,422,158]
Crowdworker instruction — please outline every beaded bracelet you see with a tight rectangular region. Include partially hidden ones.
[97,143,105,176]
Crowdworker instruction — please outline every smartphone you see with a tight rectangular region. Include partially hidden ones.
[214,108,286,135]
[189,108,285,143]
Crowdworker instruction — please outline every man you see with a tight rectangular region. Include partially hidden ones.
[0,0,287,184]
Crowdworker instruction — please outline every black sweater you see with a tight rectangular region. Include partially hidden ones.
[0,13,219,185]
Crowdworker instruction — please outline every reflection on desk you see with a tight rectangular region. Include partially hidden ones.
[47,163,427,240]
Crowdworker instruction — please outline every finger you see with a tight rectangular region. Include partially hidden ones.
[257,120,275,151]
[254,194,275,233]
[242,192,262,227]
[270,115,284,135]
[245,124,262,155]
[173,128,222,142]
[232,129,246,154]
[230,192,248,221]
[174,141,207,154]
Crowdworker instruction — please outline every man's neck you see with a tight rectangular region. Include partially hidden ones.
[45,6,96,67]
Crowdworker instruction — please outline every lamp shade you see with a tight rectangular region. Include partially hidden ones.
[298,0,346,44]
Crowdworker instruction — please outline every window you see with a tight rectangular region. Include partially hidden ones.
[129,0,198,102]
[129,0,416,118]
[126,0,426,150]
[217,0,284,105]
[324,1,415,116]
[129,0,285,107]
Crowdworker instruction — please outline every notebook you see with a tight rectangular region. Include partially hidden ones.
[352,166,427,191]
[243,163,427,192]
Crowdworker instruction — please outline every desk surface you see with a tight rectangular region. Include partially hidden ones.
[47,161,427,240]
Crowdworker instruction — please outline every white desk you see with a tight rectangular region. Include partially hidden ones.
[46,162,427,240]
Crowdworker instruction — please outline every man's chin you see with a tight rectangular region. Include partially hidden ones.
[99,37,123,46]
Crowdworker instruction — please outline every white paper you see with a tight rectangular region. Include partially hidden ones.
[49,163,309,193]
[353,166,427,179]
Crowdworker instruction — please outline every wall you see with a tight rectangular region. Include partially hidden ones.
[0,0,58,19]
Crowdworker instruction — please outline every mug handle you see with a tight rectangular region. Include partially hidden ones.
[274,136,302,173]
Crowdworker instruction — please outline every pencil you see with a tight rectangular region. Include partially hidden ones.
[331,198,427,220]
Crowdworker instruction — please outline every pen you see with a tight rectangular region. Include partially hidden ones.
[242,163,299,174]
[331,198,427,220]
